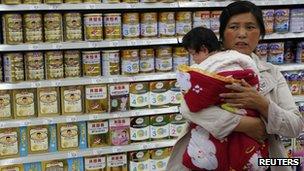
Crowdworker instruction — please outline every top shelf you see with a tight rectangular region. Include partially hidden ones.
[0,0,303,11]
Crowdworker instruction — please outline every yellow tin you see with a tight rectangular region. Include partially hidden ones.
[173,47,189,71]
[104,13,122,40]
[0,90,12,120]
[85,84,108,113]
[3,53,24,82]
[102,0,119,3]
[24,13,43,43]
[1,0,21,4]
[2,14,23,44]
[176,12,192,36]
[139,48,155,73]
[121,49,139,75]
[87,120,109,148]
[122,13,140,38]
[155,46,173,72]
[84,14,103,41]
[0,165,23,171]
[25,52,44,81]
[0,128,19,158]
[13,89,37,118]
[42,160,68,171]
[82,51,101,77]
[44,13,63,43]
[61,86,84,115]
[23,0,42,4]
[27,125,49,154]
[101,50,120,76]
[37,87,60,117]
[45,51,64,80]
[65,0,82,3]
[63,13,83,42]
[140,12,157,38]
[159,12,175,37]
[84,0,100,3]
[64,50,82,78]
[58,123,79,151]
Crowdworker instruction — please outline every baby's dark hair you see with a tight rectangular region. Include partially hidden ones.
[182,27,221,53]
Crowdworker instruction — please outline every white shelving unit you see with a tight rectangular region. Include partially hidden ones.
[278,64,304,72]
[0,72,176,90]
[0,106,179,129]
[0,139,177,166]
[294,95,304,102]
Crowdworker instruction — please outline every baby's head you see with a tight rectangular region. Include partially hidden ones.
[182,27,221,64]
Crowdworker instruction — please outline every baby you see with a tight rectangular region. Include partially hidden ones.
[177,27,269,171]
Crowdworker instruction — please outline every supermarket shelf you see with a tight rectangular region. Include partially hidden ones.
[0,2,178,11]
[0,72,177,90]
[264,32,304,40]
[278,64,304,72]
[0,38,178,52]
[178,0,304,8]
[0,139,177,166]
[294,95,304,102]
[0,106,180,129]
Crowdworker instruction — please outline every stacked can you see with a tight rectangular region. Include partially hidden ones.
[121,49,140,75]
[24,52,45,81]
[140,48,155,73]
[65,0,82,3]
[284,41,296,64]
[159,12,175,37]
[23,0,42,4]
[84,14,103,42]
[45,0,62,4]
[176,12,192,36]
[24,13,43,43]
[290,8,304,33]
[45,51,64,79]
[255,43,268,62]
[64,50,81,78]
[82,51,101,76]
[2,14,23,44]
[123,13,140,39]
[102,0,119,3]
[267,42,285,64]
[102,50,120,76]
[274,9,290,33]
[0,56,2,82]
[193,11,210,29]
[296,42,304,63]
[262,9,275,34]
[3,53,24,82]
[44,13,63,43]
[173,47,189,71]
[104,13,122,40]
[1,0,21,4]
[156,46,173,72]
[63,13,83,42]
[210,11,221,34]
[140,12,158,38]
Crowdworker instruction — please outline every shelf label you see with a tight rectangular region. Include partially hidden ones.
[145,40,152,45]
[50,4,59,9]
[66,116,78,123]
[28,44,39,50]
[142,144,148,149]
[112,147,123,153]
[20,120,31,127]
[89,42,98,48]
[30,5,39,10]
[0,122,6,128]
[43,118,54,125]
[88,4,97,9]
[89,114,99,120]
[131,110,141,117]
[52,43,63,49]
[68,151,78,158]
[93,149,103,155]
[128,40,137,46]
[30,82,41,88]
[110,41,119,47]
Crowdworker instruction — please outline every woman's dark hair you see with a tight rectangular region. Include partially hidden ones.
[182,27,221,53]
[219,1,265,41]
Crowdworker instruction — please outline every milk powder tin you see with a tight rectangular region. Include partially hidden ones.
[106,153,128,171]
[290,8,304,33]
[57,123,79,150]
[284,41,295,64]
[102,50,120,76]
[25,52,44,81]
[87,120,109,147]
[13,89,36,118]
[149,148,171,171]
[150,81,171,108]
[121,49,139,75]
[156,46,173,72]
[130,117,150,142]
[85,156,107,171]
[173,47,189,71]
[0,128,19,158]
[192,11,210,29]
[64,50,81,78]
[82,51,101,77]
[129,82,149,109]
[104,13,122,40]
[140,0,156,3]
[262,9,275,34]
[3,53,24,82]
[45,51,64,79]
[296,42,304,64]
[85,84,108,113]
[84,14,103,41]
[45,0,63,4]
[44,13,63,43]
[140,12,157,37]
[109,118,130,146]
[129,150,150,171]
[65,0,82,3]
[37,87,60,117]
[255,43,268,60]
[169,80,182,105]
[109,83,130,112]
[0,165,23,171]
[2,14,23,44]
[150,115,170,140]
[274,9,290,33]
[23,0,41,4]
[210,11,221,34]
[140,48,155,73]
[122,0,138,3]
[63,13,83,42]
[42,160,67,171]
[268,42,284,64]
[122,13,140,39]
[61,86,84,115]
[169,114,187,138]
[24,13,43,43]
[159,12,176,37]
[102,0,119,3]
[0,90,12,120]
[1,0,21,4]
[27,125,49,154]
[176,12,192,36]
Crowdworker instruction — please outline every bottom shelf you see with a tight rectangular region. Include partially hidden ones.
[0,139,177,166]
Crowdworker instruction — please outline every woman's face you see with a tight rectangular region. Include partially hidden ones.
[223,12,261,55]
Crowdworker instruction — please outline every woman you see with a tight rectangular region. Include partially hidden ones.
[166,1,304,171]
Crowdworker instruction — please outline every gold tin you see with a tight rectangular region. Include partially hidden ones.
[63,13,83,42]
[122,0,137,2]
[1,0,21,4]
[44,13,63,43]
[159,12,176,37]
[0,56,3,82]
[176,12,192,36]
[129,150,150,171]
[101,50,120,76]
[3,53,24,83]
[64,50,81,78]
[0,165,23,171]
[140,12,157,38]
[13,89,37,118]
[0,90,12,120]
[24,13,43,43]
[85,156,107,171]
[169,114,187,138]
[57,123,79,150]
[106,153,128,171]
[27,125,49,154]
[87,120,109,148]
[129,82,149,109]
[140,48,155,73]
[193,11,211,29]
[42,160,68,171]
[139,0,156,3]
[23,0,42,3]
[104,13,122,40]
[149,148,171,171]
[121,49,139,75]
[173,47,189,71]
[44,0,63,3]
[84,14,103,41]
[45,51,64,79]
[84,0,100,3]
[130,117,150,143]
[82,51,101,77]
[25,52,45,81]
[2,14,23,45]
[149,81,171,108]
[169,80,182,105]
[108,83,130,112]
[109,118,130,146]
[85,84,108,113]
[122,13,140,39]
[0,128,19,158]
[65,0,81,3]
[210,10,222,34]
[37,87,60,117]
[61,86,84,115]
[156,46,173,72]
[150,115,170,140]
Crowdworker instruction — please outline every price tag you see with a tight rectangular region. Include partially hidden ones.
[110,41,119,47]
[131,111,140,117]
[21,120,31,127]
[89,42,98,48]
[142,144,148,149]
[93,149,103,155]
[112,147,123,153]
[110,77,118,83]
[89,114,99,120]
[88,4,97,9]
[50,4,59,9]
[30,5,39,10]
[91,78,98,84]
[66,116,78,123]
[128,40,137,46]
[0,122,6,128]
[129,3,136,8]
[145,40,152,45]
[68,151,78,158]
[199,1,207,7]
[43,118,54,125]
[169,2,176,7]
[52,43,63,49]
[28,44,39,50]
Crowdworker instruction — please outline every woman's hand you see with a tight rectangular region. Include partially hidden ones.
[220,79,270,119]
[234,116,267,142]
